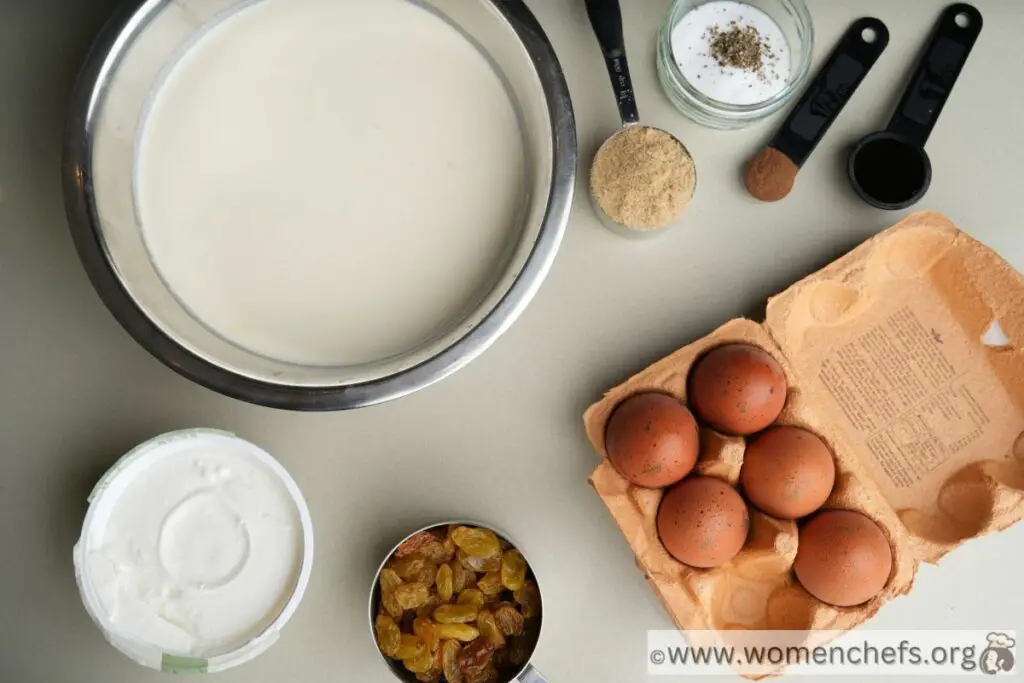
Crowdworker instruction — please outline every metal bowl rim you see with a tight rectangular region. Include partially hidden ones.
[62,0,577,411]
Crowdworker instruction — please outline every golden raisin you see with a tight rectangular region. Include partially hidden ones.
[433,603,479,624]
[390,556,426,581]
[380,567,406,617]
[403,648,436,674]
[394,634,425,660]
[375,614,402,657]
[457,589,485,607]
[477,610,505,649]
[441,639,462,683]
[418,538,454,564]
[457,548,501,573]
[464,664,498,683]
[451,558,476,592]
[458,639,495,677]
[415,649,443,683]
[451,527,501,559]
[436,563,454,602]
[415,591,441,618]
[396,531,439,558]
[513,580,541,618]
[394,583,431,610]
[415,667,441,683]
[413,617,439,652]
[477,571,503,597]
[492,603,524,636]
[500,550,527,592]
[411,564,438,587]
[382,592,404,619]
[380,567,402,592]
[433,623,480,642]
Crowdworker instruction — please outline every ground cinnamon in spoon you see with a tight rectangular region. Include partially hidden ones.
[745,146,798,201]
[590,125,696,231]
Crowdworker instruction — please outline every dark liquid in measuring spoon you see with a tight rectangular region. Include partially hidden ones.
[851,136,929,206]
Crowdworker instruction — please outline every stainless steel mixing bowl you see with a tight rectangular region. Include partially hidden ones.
[63,0,576,411]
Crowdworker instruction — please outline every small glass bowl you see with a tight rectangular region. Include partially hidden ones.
[657,0,814,130]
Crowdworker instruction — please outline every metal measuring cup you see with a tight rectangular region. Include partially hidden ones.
[585,0,695,237]
[369,521,547,683]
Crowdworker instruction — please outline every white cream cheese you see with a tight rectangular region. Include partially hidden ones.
[77,431,311,663]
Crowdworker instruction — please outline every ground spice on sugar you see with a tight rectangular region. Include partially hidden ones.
[744,146,798,202]
[709,24,763,70]
[590,126,696,231]
[704,20,781,84]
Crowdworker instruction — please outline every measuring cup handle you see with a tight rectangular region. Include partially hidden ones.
[769,18,888,168]
[517,663,549,683]
[886,3,982,148]
[584,0,640,125]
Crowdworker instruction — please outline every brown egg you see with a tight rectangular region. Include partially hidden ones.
[687,344,787,435]
[604,393,699,488]
[794,510,892,607]
[740,426,836,519]
[657,476,749,568]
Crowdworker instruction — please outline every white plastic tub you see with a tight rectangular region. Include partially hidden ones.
[73,429,314,673]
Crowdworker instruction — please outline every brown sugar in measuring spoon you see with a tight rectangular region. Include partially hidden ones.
[745,18,889,202]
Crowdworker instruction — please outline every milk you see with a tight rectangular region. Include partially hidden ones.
[136,0,525,366]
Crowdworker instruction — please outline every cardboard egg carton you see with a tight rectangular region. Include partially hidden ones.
[584,212,1024,668]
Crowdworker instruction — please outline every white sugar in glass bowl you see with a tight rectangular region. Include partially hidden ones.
[657,0,814,129]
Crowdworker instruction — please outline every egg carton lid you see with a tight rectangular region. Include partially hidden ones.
[762,211,1024,564]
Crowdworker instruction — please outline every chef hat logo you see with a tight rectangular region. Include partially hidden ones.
[988,633,1016,650]
[980,633,1016,675]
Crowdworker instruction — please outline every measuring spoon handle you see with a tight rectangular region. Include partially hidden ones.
[887,3,982,148]
[769,18,888,168]
[584,0,639,125]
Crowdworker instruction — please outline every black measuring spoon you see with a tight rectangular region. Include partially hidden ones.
[746,18,889,202]
[848,3,982,210]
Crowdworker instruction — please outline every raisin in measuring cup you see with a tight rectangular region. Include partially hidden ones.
[848,3,982,209]
[369,521,546,683]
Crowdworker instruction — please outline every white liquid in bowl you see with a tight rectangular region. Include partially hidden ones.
[136,0,526,366]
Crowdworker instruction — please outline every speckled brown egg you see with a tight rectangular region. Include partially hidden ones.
[687,344,787,435]
[657,476,749,568]
[794,510,892,607]
[741,426,836,519]
[605,393,699,488]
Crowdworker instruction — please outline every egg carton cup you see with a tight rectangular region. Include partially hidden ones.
[584,212,1024,677]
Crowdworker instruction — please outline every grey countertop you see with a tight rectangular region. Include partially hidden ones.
[1,0,1021,681]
